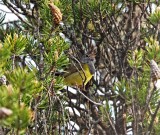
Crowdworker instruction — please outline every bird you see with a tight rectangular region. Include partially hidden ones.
[150,60,160,82]
[64,56,95,87]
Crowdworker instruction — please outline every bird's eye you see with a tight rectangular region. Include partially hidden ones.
[85,54,89,58]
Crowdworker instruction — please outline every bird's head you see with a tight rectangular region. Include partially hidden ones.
[81,56,96,74]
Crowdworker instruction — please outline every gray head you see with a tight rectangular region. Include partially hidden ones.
[81,56,96,74]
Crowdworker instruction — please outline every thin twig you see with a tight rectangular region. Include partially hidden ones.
[42,110,48,135]
[148,100,160,135]
[3,1,33,28]
[143,79,155,119]
[76,88,103,106]
[105,107,118,135]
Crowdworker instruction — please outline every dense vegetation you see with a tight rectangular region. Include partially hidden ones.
[1,0,160,134]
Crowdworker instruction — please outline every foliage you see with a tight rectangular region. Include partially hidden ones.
[1,0,160,134]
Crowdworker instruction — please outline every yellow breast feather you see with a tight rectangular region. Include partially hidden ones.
[64,64,93,86]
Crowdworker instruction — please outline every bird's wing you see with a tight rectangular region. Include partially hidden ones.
[64,63,84,78]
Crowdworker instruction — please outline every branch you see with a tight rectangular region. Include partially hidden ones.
[105,107,118,135]
[142,79,155,119]
[76,88,103,106]
[2,1,33,28]
[147,100,160,135]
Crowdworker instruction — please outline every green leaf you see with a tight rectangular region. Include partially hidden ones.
[4,33,28,55]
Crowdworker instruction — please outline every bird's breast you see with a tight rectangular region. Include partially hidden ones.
[64,64,93,86]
